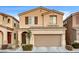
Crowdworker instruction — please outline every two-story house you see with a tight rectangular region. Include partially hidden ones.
[18,7,66,48]
[0,13,19,49]
[64,12,79,45]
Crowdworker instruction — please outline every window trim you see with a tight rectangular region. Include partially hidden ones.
[50,15,57,25]
[28,16,32,24]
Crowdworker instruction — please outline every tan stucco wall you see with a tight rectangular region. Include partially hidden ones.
[5,17,13,28]
[0,27,7,48]
[18,8,66,47]
[64,16,73,45]
[12,30,18,48]
[72,14,79,28]
[0,27,12,48]
[0,15,19,29]
[0,26,18,48]
[0,16,13,28]
[31,29,66,47]
[76,30,79,42]
[0,15,3,25]
[18,28,66,47]
[64,13,79,45]
[19,9,63,28]
[0,14,19,48]
[44,12,63,27]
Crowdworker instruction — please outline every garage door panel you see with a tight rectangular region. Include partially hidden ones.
[0,32,2,45]
[34,34,61,47]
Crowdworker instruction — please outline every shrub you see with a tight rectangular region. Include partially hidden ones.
[16,45,19,48]
[7,46,13,49]
[22,44,33,51]
[72,43,79,49]
[1,45,8,49]
[65,45,73,51]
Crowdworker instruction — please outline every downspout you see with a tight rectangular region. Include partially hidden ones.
[41,14,44,27]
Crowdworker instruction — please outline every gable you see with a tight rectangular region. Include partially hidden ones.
[18,7,64,16]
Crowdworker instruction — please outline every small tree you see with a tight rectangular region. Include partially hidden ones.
[22,30,33,51]
[27,30,32,44]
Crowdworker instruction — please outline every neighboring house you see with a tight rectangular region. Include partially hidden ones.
[18,7,66,48]
[0,13,19,49]
[64,12,79,45]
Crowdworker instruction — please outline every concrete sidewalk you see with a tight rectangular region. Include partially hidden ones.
[0,47,79,53]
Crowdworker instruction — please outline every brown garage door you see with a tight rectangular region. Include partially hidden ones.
[34,34,61,47]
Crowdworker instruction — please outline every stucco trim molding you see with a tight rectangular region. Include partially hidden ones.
[73,27,79,30]
[0,25,14,31]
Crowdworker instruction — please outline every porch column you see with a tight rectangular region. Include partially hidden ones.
[30,34,34,45]
[0,31,3,48]
[61,34,66,47]
[18,31,22,47]
[3,31,7,45]
[11,32,14,48]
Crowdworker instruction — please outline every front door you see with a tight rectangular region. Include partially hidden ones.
[22,32,27,44]
[7,32,12,44]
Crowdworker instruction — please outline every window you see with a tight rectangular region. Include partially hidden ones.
[34,16,38,24]
[14,33,16,39]
[14,23,16,27]
[25,16,38,25]
[8,19,10,23]
[50,15,57,25]
[28,16,32,24]
[3,17,4,21]
[25,16,34,25]
[25,17,28,24]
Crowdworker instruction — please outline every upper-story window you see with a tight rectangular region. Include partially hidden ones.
[50,15,57,25]
[28,16,33,24]
[34,16,38,24]
[25,17,28,24]
[25,16,33,25]
[25,16,38,25]
[8,19,10,23]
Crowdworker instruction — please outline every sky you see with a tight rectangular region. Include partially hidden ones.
[0,6,79,20]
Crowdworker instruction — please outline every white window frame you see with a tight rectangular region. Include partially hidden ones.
[28,16,34,25]
[50,16,57,25]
